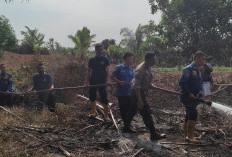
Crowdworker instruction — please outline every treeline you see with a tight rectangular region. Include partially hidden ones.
[1,0,232,67]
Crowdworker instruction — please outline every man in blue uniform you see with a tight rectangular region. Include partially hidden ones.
[111,52,135,132]
[30,63,55,112]
[0,64,13,107]
[84,43,111,121]
[179,51,206,142]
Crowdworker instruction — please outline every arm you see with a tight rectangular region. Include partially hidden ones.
[106,66,111,84]
[7,75,13,92]
[179,70,195,100]
[133,70,144,109]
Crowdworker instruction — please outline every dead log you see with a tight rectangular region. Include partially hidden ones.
[131,148,145,157]
[0,106,27,123]
[109,108,120,134]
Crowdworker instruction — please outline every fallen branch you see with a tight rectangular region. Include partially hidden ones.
[0,106,27,123]
[109,108,120,134]
[131,148,145,157]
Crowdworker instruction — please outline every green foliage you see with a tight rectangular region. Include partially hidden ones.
[148,0,232,66]
[68,27,96,57]
[20,26,45,54]
[107,45,125,62]
[101,39,116,50]
[0,15,17,51]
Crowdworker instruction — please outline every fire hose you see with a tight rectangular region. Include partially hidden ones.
[0,82,212,106]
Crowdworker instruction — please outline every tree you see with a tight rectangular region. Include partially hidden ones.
[120,24,144,54]
[101,39,116,50]
[68,27,96,57]
[0,15,17,51]
[148,0,232,66]
[20,26,45,53]
[107,44,125,62]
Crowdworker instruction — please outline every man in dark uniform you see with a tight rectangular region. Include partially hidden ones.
[84,43,111,121]
[0,64,13,107]
[30,63,55,112]
[111,52,135,132]
[179,51,206,142]
[126,52,166,141]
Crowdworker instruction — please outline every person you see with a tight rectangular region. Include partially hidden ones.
[111,52,135,132]
[0,64,13,107]
[200,63,213,98]
[30,63,55,112]
[126,52,166,141]
[84,43,111,121]
[179,51,206,142]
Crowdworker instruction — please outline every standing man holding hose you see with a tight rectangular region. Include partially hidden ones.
[179,51,206,142]
[84,43,111,121]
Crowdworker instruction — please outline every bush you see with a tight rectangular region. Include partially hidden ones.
[18,42,34,54]
[36,47,50,55]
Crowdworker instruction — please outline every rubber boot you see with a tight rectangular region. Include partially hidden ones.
[90,101,97,117]
[150,130,166,141]
[103,104,110,121]
[182,121,188,139]
[186,120,198,143]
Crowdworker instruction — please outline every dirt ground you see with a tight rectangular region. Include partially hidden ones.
[0,52,232,157]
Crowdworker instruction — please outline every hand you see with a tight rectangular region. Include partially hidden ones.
[106,80,111,85]
[138,99,144,110]
[199,92,205,98]
[129,80,135,85]
[83,82,89,87]
[188,93,196,100]
[118,81,127,86]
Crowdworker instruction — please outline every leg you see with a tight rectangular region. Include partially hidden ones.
[186,101,198,142]
[89,87,97,117]
[118,96,129,126]
[98,87,110,121]
[6,95,13,107]
[37,94,45,112]
[47,93,56,112]
[125,91,138,127]
[0,94,5,106]
[139,91,166,141]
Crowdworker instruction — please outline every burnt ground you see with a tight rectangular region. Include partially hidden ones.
[0,71,232,157]
[0,52,232,157]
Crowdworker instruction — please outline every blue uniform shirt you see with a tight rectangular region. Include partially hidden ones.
[111,64,135,96]
[0,73,13,92]
[179,63,203,98]
[33,73,53,91]
[88,56,110,84]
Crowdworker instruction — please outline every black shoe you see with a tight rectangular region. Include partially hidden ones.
[150,132,166,141]
[122,126,137,133]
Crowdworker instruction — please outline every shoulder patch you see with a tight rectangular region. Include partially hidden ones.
[185,70,191,78]
[192,70,197,75]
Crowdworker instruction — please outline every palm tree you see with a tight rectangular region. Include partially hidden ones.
[21,26,45,53]
[68,27,96,57]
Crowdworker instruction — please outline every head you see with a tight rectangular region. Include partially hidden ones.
[123,52,134,66]
[193,51,206,68]
[37,63,45,75]
[0,64,6,74]
[95,43,104,56]
[145,52,156,67]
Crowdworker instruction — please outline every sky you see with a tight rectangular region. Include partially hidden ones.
[0,0,161,47]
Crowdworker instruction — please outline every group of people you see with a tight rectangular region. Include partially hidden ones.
[0,63,55,112]
[0,43,213,142]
